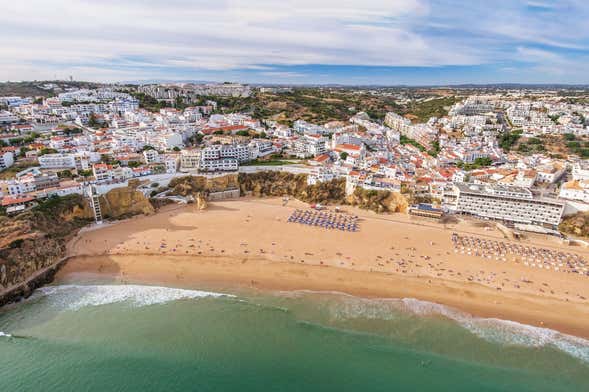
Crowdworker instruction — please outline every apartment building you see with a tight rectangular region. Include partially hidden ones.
[293,120,329,135]
[294,135,327,158]
[384,112,411,133]
[449,97,494,116]
[38,153,77,169]
[248,139,276,159]
[572,161,589,181]
[143,149,160,164]
[443,183,564,228]
[202,144,250,163]
[180,150,201,172]
[199,158,238,172]
[0,110,19,124]
[559,180,589,203]
[0,151,15,171]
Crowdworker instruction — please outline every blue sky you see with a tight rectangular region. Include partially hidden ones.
[2,0,589,85]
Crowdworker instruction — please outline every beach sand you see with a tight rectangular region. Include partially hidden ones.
[59,197,589,338]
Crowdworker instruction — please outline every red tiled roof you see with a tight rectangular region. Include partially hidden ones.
[313,154,330,163]
[2,196,34,206]
[335,143,361,151]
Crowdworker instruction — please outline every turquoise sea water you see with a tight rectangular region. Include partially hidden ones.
[1,283,588,391]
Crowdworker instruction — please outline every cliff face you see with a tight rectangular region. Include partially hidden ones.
[67,187,155,221]
[346,187,408,214]
[98,187,155,218]
[238,172,408,213]
[169,174,239,197]
[0,237,64,292]
[0,187,155,302]
[239,172,310,198]
[0,194,91,295]
[560,212,589,238]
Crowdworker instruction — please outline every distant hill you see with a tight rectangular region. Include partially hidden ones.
[0,81,106,98]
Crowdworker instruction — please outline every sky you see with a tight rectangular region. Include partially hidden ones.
[1,0,589,85]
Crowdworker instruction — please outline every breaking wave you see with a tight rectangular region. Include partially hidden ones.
[33,284,233,310]
[398,297,589,363]
[0,331,12,338]
[285,290,589,364]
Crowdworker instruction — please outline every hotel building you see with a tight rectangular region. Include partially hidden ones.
[443,182,564,228]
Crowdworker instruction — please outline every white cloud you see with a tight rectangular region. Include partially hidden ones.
[0,0,588,81]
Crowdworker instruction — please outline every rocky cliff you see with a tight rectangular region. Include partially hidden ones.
[68,186,155,220]
[0,194,91,296]
[346,186,408,213]
[0,186,155,304]
[560,212,589,238]
[168,174,240,196]
[238,172,408,213]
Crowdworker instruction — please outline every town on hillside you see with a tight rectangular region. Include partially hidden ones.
[1,82,589,237]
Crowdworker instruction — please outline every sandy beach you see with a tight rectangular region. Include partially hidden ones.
[59,197,589,338]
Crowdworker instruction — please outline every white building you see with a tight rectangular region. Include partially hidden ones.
[143,149,160,164]
[248,139,275,159]
[307,169,336,185]
[559,180,589,203]
[180,150,201,172]
[443,183,564,228]
[162,155,178,174]
[294,135,327,158]
[0,111,19,124]
[0,151,15,171]
[572,162,589,181]
[202,144,250,163]
[38,153,77,169]
[199,158,238,172]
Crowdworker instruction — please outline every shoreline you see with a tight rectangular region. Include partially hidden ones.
[58,253,589,340]
[0,256,72,307]
[57,197,589,339]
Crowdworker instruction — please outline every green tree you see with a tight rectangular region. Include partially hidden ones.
[57,170,73,178]
[339,151,348,160]
[78,169,93,177]
[39,148,58,155]
[88,112,100,128]
[499,130,522,151]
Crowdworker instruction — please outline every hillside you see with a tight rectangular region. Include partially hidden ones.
[198,88,459,125]
[0,81,105,98]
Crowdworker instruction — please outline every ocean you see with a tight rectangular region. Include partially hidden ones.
[0,283,588,391]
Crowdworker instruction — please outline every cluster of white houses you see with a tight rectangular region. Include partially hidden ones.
[2,86,589,233]
[179,139,276,173]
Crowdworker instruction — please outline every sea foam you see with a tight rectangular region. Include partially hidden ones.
[284,290,589,364]
[0,331,12,338]
[398,297,589,363]
[34,284,233,310]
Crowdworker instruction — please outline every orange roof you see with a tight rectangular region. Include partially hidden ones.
[2,196,34,206]
[335,143,361,151]
[313,154,330,163]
